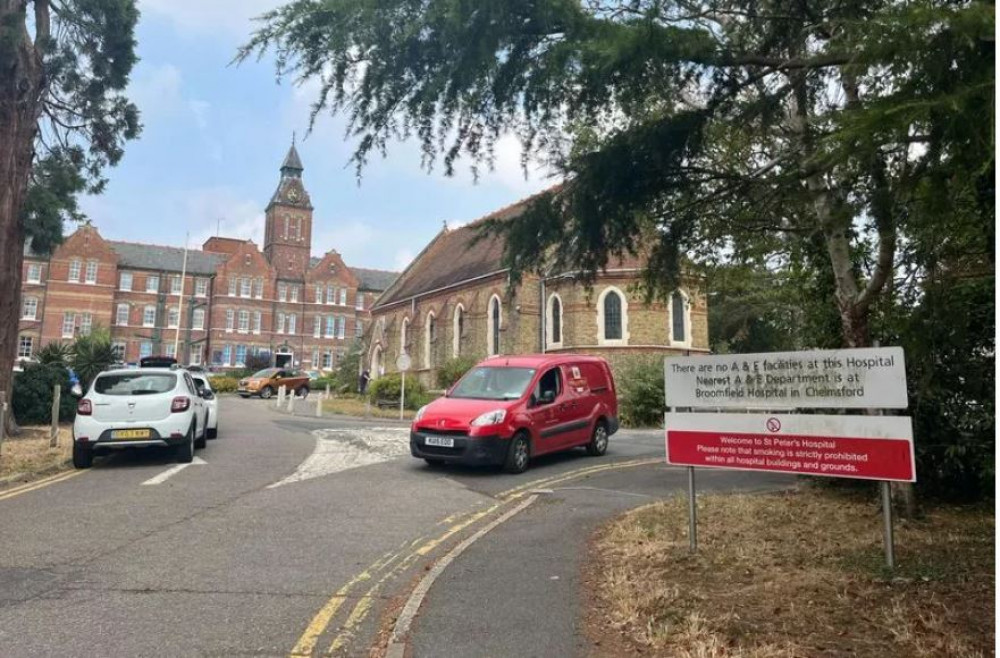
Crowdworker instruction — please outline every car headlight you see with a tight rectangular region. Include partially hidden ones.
[414,405,429,422]
[470,409,506,427]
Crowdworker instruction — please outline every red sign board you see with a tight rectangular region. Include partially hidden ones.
[665,413,916,482]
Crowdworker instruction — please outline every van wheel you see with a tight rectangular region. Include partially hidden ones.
[586,421,609,456]
[504,432,531,474]
[259,386,274,400]
[176,425,194,463]
[72,443,93,469]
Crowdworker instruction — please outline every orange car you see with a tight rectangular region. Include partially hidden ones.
[238,368,311,399]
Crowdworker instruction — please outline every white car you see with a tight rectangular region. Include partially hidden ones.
[191,373,219,439]
[72,368,210,469]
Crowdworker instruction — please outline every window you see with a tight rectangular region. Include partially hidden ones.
[168,307,179,328]
[400,317,409,352]
[241,277,251,298]
[290,286,299,303]
[116,303,129,326]
[170,276,182,294]
[225,309,234,332]
[27,263,42,284]
[253,311,262,334]
[140,342,153,358]
[68,259,81,282]
[311,349,319,366]
[235,345,247,367]
[84,260,98,284]
[21,296,37,320]
[670,290,690,346]
[228,278,237,296]
[313,316,321,338]
[325,315,335,338]
[143,306,156,327]
[314,284,322,304]
[221,345,231,365]
[488,296,502,356]
[598,287,628,345]
[120,272,133,291]
[189,349,202,366]
[425,312,436,368]
[165,343,177,359]
[339,288,348,306]
[18,335,33,359]
[322,351,333,369]
[356,320,363,338]
[112,341,126,361]
[547,294,563,347]
[147,275,160,293]
[278,283,287,302]
[80,313,92,336]
[253,278,263,299]
[337,316,346,339]
[453,305,464,357]
[62,313,75,338]
[326,284,335,305]
[238,310,250,333]
[195,278,208,297]
[276,313,285,334]
[288,314,297,335]
[355,293,364,310]
[192,308,205,330]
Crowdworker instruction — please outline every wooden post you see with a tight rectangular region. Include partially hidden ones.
[325,383,330,400]
[276,385,286,409]
[315,394,322,418]
[288,391,296,413]
[50,384,61,447]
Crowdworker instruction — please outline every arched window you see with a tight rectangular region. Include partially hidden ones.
[487,295,502,356]
[547,294,563,348]
[670,290,691,347]
[370,344,383,377]
[425,311,436,368]
[597,287,629,345]
[453,304,465,357]
[400,317,410,356]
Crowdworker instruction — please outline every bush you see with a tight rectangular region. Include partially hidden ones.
[618,360,666,428]
[12,363,77,424]
[70,328,115,389]
[367,373,429,410]
[436,356,478,389]
[208,376,239,393]
[36,342,70,366]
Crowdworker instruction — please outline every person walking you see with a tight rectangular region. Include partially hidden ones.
[358,369,371,395]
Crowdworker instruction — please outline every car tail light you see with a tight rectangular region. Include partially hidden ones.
[171,396,191,413]
[77,399,92,415]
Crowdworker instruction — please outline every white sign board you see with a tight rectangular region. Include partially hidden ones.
[396,353,412,372]
[664,347,907,409]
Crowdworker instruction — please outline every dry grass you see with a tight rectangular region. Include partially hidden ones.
[0,426,73,481]
[321,396,417,420]
[586,489,994,658]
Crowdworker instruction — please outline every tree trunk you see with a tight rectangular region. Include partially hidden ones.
[0,0,46,435]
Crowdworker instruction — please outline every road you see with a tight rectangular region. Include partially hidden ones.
[0,397,794,657]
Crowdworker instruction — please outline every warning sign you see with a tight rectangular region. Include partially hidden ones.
[664,347,907,409]
[665,413,916,482]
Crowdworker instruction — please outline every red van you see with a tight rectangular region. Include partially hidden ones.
[410,354,619,473]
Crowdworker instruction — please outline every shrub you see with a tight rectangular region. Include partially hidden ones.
[12,364,77,424]
[70,328,115,389]
[367,373,429,410]
[436,356,478,389]
[36,341,70,366]
[618,360,666,428]
[208,376,239,393]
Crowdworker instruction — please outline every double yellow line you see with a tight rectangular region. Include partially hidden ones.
[0,469,83,503]
[292,456,661,656]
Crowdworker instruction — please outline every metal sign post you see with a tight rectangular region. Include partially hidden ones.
[687,465,698,552]
[396,353,412,421]
[881,481,895,568]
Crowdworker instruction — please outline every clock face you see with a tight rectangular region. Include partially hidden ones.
[287,187,300,202]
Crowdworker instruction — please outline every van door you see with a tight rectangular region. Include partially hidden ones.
[558,364,595,447]
[527,367,566,455]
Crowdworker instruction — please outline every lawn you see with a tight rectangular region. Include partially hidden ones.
[586,488,994,657]
[321,396,417,420]
[0,426,73,481]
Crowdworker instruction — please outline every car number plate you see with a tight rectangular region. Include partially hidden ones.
[112,429,151,439]
[424,436,454,448]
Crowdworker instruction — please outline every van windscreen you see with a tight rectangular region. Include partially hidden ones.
[450,367,535,400]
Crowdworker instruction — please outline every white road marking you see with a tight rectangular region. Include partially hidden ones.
[268,428,410,489]
[141,456,207,486]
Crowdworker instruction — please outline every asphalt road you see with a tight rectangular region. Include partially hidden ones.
[0,397,794,657]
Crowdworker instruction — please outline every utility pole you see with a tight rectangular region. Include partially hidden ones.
[173,233,189,360]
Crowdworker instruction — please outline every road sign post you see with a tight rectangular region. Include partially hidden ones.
[396,353,412,421]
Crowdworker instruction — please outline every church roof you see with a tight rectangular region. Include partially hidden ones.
[282,143,303,172]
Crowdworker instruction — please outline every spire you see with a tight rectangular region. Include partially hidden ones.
[281,133,304,178]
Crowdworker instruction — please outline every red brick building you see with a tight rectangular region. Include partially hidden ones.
[17,145,397,371]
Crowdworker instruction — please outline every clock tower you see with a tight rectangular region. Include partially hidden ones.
[264,139,313,278]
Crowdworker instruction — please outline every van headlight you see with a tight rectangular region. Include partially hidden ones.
[470,409,506,427]
[414,405,429,422]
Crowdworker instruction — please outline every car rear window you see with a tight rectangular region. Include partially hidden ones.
[94,373,177,396]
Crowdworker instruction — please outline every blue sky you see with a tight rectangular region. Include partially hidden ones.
[79,0,552,272]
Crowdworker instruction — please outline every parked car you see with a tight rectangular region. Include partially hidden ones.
[72,367,210,468]
[140,355,178,368]
[190,373,219,439]
[238,368,311,399]
[410,354,619,473]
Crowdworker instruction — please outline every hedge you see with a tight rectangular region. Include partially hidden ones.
[12,364,77,424]
[367,373,432,410]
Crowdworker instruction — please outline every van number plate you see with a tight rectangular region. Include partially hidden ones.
[425,436,454,448]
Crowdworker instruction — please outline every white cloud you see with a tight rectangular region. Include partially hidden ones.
[313,220,376,264]
[185,187,265,248]
[393,248,415,271]
[140,0,282,37]
[129,63,184,117]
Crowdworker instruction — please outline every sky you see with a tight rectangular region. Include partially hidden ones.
[78,0,553,272]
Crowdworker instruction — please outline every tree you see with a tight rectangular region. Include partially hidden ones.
[0,1,141,426]
[69,326,115,390]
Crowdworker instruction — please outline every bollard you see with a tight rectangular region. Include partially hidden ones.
[325,384,330,400]
[277,385,286,409]
[315,394,323,418]
[50,384,61,448]
[288,391,296,413]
